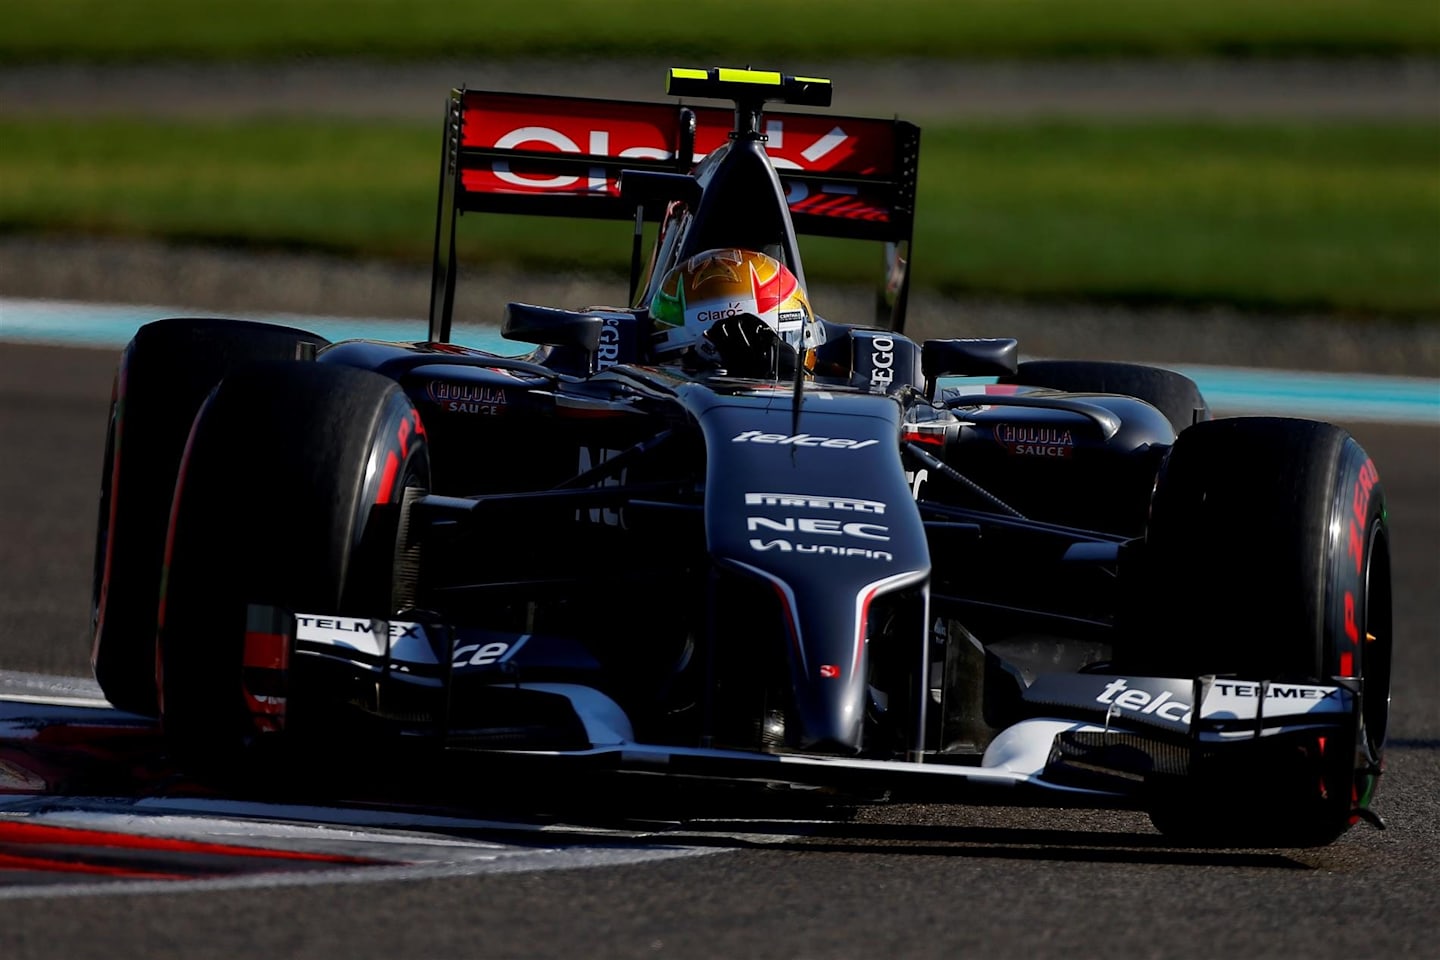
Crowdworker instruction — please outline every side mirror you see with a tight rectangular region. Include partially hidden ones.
[502,303,606,352]
[921,338,1019,381]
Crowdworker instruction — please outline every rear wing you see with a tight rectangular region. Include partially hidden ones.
[428,88,920,343]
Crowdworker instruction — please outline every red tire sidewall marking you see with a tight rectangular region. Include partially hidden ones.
[1322,439,1386,814]
[1326,442,1382,679]
[363,399,428,510]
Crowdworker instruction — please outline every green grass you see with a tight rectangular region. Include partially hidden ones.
[4,0,1438,62]
[1,117,1436,315]
[915,122,1440,313]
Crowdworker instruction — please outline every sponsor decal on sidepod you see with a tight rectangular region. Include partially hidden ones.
[995,424,1074,458]
[427,380,508,416]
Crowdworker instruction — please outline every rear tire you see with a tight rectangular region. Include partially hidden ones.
[92,318,328,716]
[158,362,428,763]
[1130,417,1391,846]
[999,360,1209,435]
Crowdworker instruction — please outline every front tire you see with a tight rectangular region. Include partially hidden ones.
[92,318,328,715]
[158,362,429,761]
[1130,417,1391,846]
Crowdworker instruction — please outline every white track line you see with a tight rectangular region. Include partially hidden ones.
[0,846,720,901]
[0,672,743,900]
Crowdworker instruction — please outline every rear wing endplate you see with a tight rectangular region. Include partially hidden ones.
[428,88,920,343]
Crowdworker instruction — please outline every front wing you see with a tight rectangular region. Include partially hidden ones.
[243,607,1363,805]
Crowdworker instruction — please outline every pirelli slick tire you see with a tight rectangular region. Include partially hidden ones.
[1134,417,1391,847]
[157,362,429,763]
[999,360,1210,435]
[92,318,329,717]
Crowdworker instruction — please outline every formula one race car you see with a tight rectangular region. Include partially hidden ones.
[90,67,1392,846]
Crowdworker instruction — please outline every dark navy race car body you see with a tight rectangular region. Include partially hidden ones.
[89,68,1393,846]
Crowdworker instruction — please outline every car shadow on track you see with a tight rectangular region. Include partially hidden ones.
[643,817,1317,870]
[0,692,1371,872]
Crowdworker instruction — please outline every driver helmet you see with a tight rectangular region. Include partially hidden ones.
[649,248,824,361]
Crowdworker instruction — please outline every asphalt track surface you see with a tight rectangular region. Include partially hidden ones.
[0,339,1436,959]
